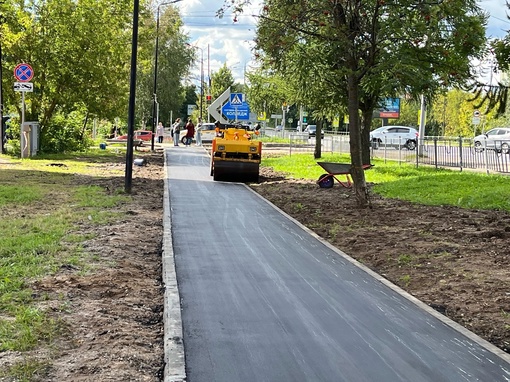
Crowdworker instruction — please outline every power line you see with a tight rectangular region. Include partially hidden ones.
[489,14,510,25]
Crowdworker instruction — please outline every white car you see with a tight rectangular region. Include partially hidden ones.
[180,122,217,144]
[370,125,418,150]
[474,127,510,154]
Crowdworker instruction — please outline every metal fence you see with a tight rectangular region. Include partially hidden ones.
[284,133,510,175]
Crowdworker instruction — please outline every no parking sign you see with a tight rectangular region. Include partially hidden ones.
[14,63,34,82]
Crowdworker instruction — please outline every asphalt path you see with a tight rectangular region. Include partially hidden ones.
[165,146,510,382]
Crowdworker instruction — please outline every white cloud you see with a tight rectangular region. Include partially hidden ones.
[177,0,262,86]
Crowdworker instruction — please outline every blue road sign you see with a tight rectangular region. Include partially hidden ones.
[14,63,34,82]
[230,93,244,105]
[221,101,250,120]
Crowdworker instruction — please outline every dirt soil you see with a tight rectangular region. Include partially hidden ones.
[2,148,510,381]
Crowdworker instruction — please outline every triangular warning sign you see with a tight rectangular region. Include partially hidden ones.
[230,93,243,105]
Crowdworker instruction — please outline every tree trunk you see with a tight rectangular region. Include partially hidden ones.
[314,119,322,159]
[347,73,370,208]
[80,112,89,141]
[361,108,373,166]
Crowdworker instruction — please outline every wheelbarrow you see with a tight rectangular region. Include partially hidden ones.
[316,162,373,188]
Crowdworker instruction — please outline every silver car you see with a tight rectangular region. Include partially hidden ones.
[370,125,418,150]
[474,127,510,153]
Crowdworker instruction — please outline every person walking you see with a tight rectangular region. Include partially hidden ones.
[172,118,181,147]
[156,122,165,144]
[196,119,203,146]
[184,118,195,147]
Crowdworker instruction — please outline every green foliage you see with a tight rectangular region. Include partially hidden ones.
[1,0,192,151]
[250,0,487,205]
[254,0,487,111]
[387,99,420,129]
[211,64,238,99]
[246,69,294,118]
[137,5,193,128]
[40,110,92,153]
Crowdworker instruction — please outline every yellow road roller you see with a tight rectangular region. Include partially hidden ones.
[210,123,262,182]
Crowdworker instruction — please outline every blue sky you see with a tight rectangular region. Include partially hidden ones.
[178,0,261,86]
[482,0,510,38]
[175,0,510,86]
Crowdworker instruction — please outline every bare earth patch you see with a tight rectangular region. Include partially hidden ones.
[2,149,509,381]
[1,151,165,381]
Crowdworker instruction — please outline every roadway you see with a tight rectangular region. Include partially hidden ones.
[164,145,510,382]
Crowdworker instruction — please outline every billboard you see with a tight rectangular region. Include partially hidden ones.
[378,98,400,118]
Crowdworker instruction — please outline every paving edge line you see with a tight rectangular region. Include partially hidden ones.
[163,149,187,382]
[244,184,510,365]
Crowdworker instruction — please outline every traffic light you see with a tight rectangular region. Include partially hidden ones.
[303,116,307,123]
[206,95,212,103]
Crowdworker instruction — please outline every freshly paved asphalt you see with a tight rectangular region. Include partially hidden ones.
[163,146,510,382]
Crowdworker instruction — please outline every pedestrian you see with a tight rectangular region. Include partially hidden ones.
[196,119,203,146]
[172,118,181,147]
[185,118,195,146]
[109,125,119,139]
[156,122,165,144]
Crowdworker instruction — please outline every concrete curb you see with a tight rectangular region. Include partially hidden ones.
[163,149,187,382]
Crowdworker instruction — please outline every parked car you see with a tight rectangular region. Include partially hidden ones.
[116,130,154,142]
[304,124,324,139]
[474,127,510,153]
[370,126,418,150]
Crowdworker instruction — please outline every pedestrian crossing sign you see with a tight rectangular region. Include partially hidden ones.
[230,93,244,105]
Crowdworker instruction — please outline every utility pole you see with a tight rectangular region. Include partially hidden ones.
[418,94,426,157]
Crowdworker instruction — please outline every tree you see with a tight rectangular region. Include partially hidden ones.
[225,0,486,207]
[136,4,193,129]
[0,0,191,152]
[1,0,139,150]
[245,68,293,120]
[180,84,197,121]
[210,64,240,99]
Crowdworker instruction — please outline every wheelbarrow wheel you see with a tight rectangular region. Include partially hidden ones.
[318,174,334,188]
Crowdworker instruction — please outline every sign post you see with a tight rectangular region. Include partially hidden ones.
[14,63,34,158]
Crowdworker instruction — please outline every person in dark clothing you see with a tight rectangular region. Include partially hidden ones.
[185,118,195,146]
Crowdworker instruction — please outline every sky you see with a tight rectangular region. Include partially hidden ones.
[177,0,262,87]
[175,0,510,87]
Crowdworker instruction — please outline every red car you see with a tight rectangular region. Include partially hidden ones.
[117,130,154,142]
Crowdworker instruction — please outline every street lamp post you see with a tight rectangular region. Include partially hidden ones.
[186,44,205,123]
[152,0,183,151]
[124,0,141,193]
[199,47,204,123]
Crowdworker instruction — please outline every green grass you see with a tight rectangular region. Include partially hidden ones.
[261,152,510,212]
[0,150,131,360]
[0,358,51,382]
